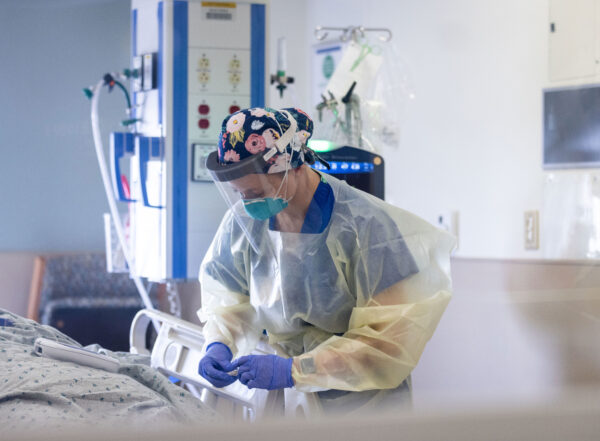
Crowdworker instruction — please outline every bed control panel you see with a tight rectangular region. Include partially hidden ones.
[33,338,120,373]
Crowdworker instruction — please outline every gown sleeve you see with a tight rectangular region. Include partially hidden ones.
[197,211,263,357]
[291,209,456,392]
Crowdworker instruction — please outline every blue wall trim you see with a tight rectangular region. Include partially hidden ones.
[151,136,160,157]
[316,45,341,54]
[132,9,137,120]
[250,4,265,108]
[172,0,188,278]
[158,2,163,125]
[132,9,137,57]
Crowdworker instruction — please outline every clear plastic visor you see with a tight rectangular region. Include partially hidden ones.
[206,151,291,254]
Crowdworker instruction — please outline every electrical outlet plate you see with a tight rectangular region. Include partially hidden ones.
[192,144,215,182]
[524,210,539,250]
[437,210,459,250]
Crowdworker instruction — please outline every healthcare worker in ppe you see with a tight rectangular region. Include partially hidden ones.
[198,107,455,414]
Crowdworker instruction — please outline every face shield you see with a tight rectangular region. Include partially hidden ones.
[206,111,298,253]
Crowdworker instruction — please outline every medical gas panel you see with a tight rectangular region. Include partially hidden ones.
[129,0,267,280]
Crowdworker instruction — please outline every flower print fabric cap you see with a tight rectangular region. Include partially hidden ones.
[217,107,314,174]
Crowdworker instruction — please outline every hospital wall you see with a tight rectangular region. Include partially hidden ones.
[300,0,600,408]
[0,0,131,313]
[0,0,130,253]
[303,0,551,260]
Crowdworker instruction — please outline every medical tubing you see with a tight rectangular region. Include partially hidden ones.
[103,73,132,110]
[113,80,132,109]
[273,112,293,201]
[90,79,158,331]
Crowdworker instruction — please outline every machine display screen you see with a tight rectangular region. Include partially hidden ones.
[311,161,382,199]
[312,161,375,174]
[308,145,385,199]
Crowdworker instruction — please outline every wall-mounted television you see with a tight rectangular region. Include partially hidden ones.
[544,84,600,169]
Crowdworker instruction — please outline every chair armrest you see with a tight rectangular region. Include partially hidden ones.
[27,256,46,322]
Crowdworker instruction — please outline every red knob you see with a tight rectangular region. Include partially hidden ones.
[229,105,241,114]
[198,119,210,129]
[198,104,210,115]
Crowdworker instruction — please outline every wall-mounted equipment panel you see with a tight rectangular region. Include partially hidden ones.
[128,0,267,280]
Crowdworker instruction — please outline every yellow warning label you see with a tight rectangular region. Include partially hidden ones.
[202,2,236,8]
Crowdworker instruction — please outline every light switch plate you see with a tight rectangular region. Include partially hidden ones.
[524,210,540,250]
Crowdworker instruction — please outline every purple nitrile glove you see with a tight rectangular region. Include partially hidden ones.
[198,342,237,388]
[230,354,294,390]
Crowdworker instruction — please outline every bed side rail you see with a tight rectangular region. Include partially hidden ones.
[130,309,319,421]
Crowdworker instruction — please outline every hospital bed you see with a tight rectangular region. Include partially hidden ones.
[129,308,319,421]
[0,308,218,431]
[24,253,315,421]
[0,307,316,435]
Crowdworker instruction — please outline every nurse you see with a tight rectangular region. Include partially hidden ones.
[198,107,455,413]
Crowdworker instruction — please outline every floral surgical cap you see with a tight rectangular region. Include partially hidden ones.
[217,107,314,174]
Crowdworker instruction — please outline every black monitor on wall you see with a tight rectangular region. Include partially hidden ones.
[544,84,600,169]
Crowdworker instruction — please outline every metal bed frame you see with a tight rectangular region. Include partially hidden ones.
[129,309,319,421]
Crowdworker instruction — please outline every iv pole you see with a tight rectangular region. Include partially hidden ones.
[314,25,392,43]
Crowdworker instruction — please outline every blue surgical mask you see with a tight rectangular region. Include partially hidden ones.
[243,197,289,220]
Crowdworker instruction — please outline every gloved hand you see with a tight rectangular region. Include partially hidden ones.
[198,342,237,388]
[230,354,294,390]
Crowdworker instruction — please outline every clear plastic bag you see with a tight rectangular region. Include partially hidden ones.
[103,212,130,273]
[542,172,600,259]
[313,36,415,152]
